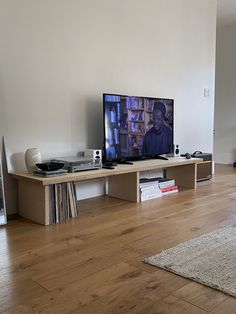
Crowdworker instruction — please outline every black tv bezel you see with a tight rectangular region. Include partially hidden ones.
[103,93,174,162]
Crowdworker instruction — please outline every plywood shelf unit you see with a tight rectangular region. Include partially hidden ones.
[11,157,202,226]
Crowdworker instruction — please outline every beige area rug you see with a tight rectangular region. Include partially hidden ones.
[144,225,236,297]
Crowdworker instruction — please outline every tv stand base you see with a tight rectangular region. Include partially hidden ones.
[117,160,133,165]
[151,155,168,161]
[12,157,202,225]
[140,155,168,161]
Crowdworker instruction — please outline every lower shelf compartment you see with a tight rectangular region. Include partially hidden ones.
[49,182,79,224]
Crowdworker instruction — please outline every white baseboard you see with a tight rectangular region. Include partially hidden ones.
[75,178,106,201]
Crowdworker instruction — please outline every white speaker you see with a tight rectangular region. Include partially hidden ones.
[166,144,179,158]
[83,149,102,164]
[174,144,180,157]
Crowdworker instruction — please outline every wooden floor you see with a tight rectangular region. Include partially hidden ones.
[1,164,236,313]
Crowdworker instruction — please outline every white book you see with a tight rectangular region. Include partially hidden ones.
[140,185,160,192]
[140,190,162,197]
[140,186,161,195]
[158,179,175,189]
[140,187,162,200]
[140,181,159,188]
[141,192,162,201]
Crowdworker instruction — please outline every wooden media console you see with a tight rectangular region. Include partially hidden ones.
[12,157,202,225]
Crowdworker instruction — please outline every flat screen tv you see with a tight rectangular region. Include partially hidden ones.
[103,93,174,162]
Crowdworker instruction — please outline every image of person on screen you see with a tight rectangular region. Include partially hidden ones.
[142,101,173,156]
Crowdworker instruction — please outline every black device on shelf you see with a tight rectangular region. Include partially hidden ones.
[103,93,174,163]
[191,151,212,161]
[36,162,64,172]
[103,161,118,167]
[180,153,191,159]
[102,165,115,169]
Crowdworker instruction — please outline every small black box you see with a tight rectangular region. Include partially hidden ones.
[191,152,212,162]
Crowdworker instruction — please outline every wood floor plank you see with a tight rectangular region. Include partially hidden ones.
[1,262,147,313]
[143,295,208,314]
[208,297,236,314]
[30,248,141,291]
[69,283,195,314]
[0,278,47,312]
[173,282,227,311]
[2,263,189,313]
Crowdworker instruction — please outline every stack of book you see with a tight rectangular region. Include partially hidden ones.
[139,178,162,201]
[158,178,179,195]
[139,177,178,201]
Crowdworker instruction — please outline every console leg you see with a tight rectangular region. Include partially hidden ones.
[165,163,197,189]
[18,181,50,225]
[107,172,140,202]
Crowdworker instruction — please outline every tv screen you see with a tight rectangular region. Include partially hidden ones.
[103,93,174,161]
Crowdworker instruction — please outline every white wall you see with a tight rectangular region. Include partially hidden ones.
[0,0,217,212]
[214,24,236,164]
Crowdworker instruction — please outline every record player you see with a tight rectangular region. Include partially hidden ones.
[51,156,102,173]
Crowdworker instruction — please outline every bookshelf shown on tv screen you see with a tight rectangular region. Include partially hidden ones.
[103,93,174,162]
